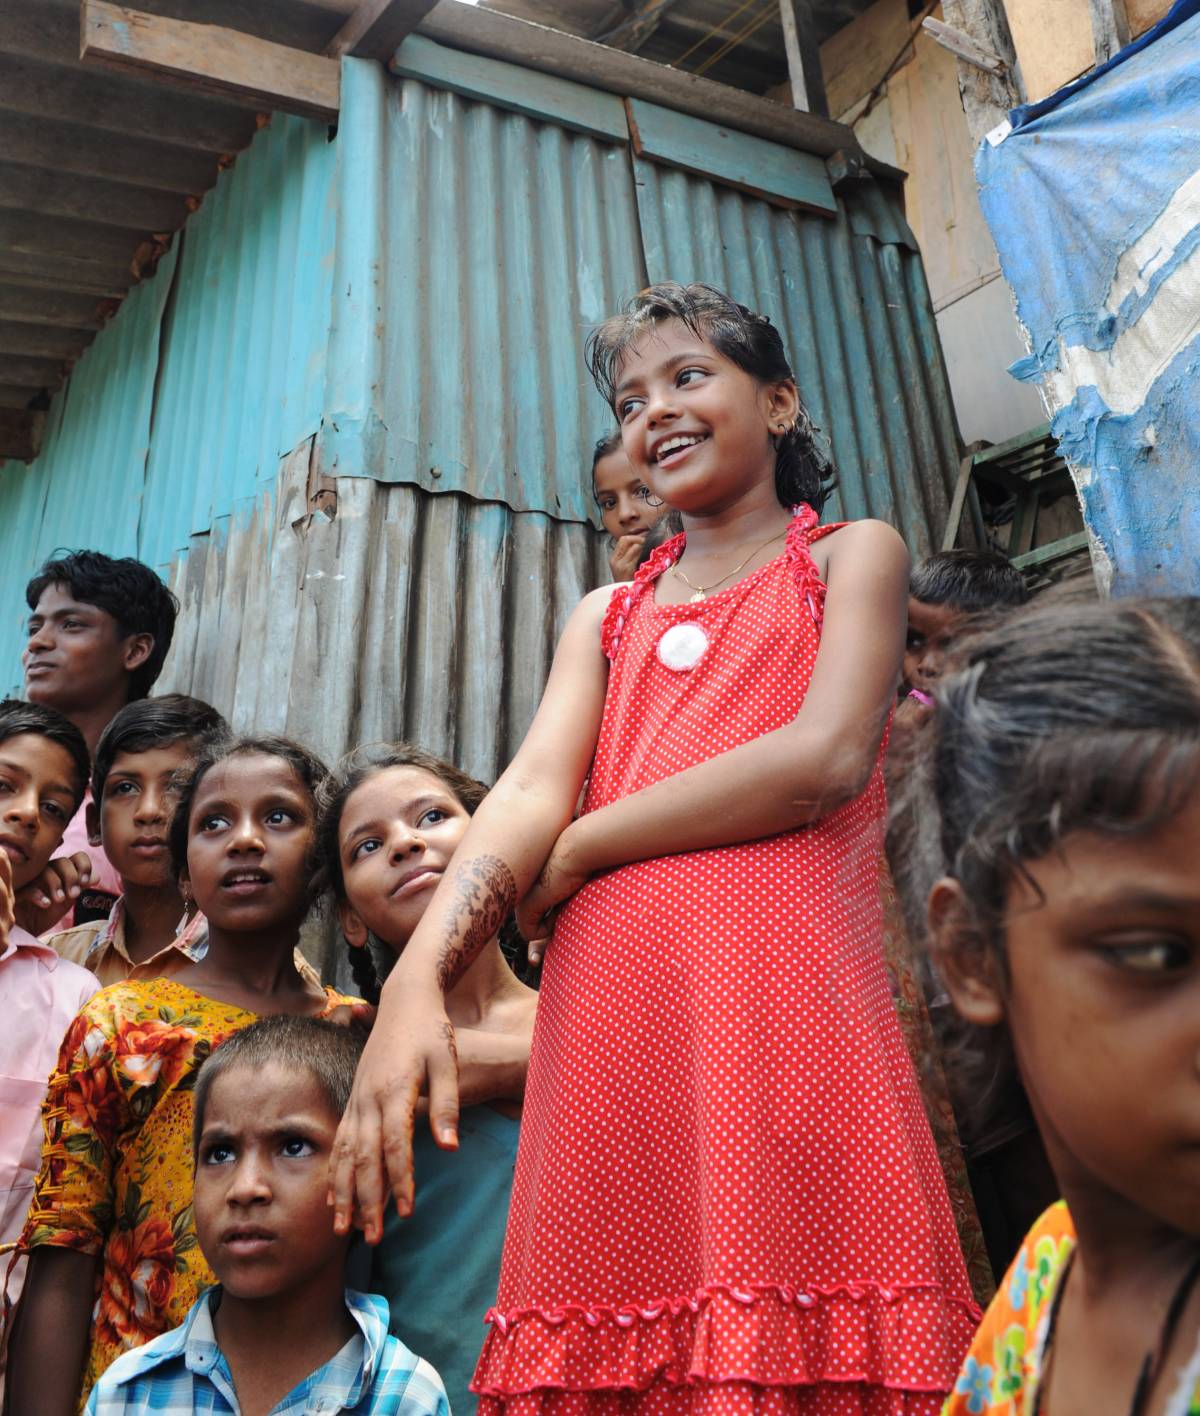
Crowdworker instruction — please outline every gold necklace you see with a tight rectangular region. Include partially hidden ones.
[672,529,787,603]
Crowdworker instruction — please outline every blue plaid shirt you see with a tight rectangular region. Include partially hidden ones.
[84,1289,450,1416]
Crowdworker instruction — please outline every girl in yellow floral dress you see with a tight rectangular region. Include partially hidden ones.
[8,736,359,1415]
[901,597,1200,1416]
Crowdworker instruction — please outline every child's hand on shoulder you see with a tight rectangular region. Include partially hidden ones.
[15,851,93,935]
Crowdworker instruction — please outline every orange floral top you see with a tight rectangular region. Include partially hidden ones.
[20,977,357,1410]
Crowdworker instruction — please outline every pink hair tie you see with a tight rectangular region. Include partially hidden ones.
[907,688,935,708]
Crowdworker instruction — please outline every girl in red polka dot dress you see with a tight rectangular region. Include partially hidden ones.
[331,283,982,1416]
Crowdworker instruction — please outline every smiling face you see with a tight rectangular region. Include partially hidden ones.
[939,780,1200,1237]
[337,765,471,953]
[23,584,150,715]
[593,447,664,543]
[194,1061,348,1300]
[182,754,314,934]
[0,733,81,890]
[93,741,194,888]
[611,318,797,516]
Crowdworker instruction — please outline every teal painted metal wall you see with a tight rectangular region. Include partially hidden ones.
[0,114,336,693]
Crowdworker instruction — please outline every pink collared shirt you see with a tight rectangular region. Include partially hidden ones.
[0,927,100,1256]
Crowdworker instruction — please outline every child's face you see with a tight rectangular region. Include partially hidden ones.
[977,784,1200,1237]
[612,318,797,516]
[23,583,144,715]
[337,765,470,951]
[194,1061,348,1301]
[594,449,663,544]
[0,733,80,891]
[91,741,195,889]
[903,597,964,694]
[183,755,314,933]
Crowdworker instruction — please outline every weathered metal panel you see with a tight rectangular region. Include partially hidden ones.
[632,158,960,554]
[318,59,646,525]
[975,0,1200,594]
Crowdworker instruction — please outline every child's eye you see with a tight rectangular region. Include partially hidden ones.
[1103,938,1191,973]
[677,366,707,386]
[599,496,616,511]
[265,809,294,827]
[280,1136,315,1158]
[42,800,67,823]
[418,808,447,829]
[906,631,925,651]
[202,1143,235,1166]
[351,837,382,861]
[200,814,229,833]
[618,396,646,422]
[110,781,137,797]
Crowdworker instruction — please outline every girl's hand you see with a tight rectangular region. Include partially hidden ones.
[519,829,593,966]
[0,849,15,946]
[329,981,460,1242]
[15,851,93,935]
[609,533,647,582]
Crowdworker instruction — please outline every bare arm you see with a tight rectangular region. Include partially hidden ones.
[5,1249,99,1416]
[520,521,908,937]
[452,1025,532,1108]
[330,587,611,1237]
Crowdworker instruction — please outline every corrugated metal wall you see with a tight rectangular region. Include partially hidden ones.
[633,161,959,553]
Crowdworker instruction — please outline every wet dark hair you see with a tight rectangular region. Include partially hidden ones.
[590,429,623,477]
[26,550,179,701]
[168,735,329,901]
[909,549,1029,614]
[193,1014,366,1161]
[316,743,531,1003]
[0,699,89,813]
[586,282,835,515]
[92,694,229,804]
[896,595,1200,1096]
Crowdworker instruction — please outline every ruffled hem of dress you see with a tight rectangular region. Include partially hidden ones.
[472,1279,982,1400]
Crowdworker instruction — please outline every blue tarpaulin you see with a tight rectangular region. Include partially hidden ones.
[975,1,1200,593]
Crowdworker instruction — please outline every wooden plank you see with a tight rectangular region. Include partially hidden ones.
[1087,0,1131,61]
[416,1,881,169]
[778,0,829,117]
[939,0,1022,145]
[0,258,130,300]
[625,97,836,214]
[2,110,219,197]
[0,54,259,153]
[0,284,107,331]
[941,453,975,550]
[818,0,912,123]
[1003,0,1093,103]
[0,356,66,389]
[0,410,46,462]
[921,15,1007,71]
[390,34,627,142]
[80,1,341,121]
[594,0,688,52]
[1011,530,1090,570]
[0,159,189,232]
[0,322,94,361]
[0,210,144,268]
[325,0,440,59]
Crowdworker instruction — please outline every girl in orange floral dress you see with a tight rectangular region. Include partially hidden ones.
[7,736,359,1415]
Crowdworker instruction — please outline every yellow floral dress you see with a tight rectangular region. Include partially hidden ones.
[944,1201,1200,1414]
[19,977,357,1409]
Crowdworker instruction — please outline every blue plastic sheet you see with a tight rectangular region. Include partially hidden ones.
[975,1,1200,593]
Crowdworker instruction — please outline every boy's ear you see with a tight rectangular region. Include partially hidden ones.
[85,798,102,848]
[928,877,1006,1026]
[121,632,155,675]
[337,898,369,950]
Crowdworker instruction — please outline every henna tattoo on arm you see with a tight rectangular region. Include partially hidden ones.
[435,854,517,991]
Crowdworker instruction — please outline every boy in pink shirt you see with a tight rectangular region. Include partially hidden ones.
[0,701,100,1319]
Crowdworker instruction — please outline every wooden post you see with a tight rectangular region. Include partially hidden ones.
[1087,0,1131,63]
[777,0,829,118]
[323,0,441,61]
[940,0,1022,146]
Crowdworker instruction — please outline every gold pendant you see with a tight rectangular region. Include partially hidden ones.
[689,589,706,603]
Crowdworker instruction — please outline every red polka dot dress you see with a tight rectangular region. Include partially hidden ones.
[473,506,981,1416]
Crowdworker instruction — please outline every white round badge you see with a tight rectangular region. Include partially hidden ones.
[657,622,709,672]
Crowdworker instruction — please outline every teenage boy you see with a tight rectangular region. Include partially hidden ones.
[0,703,100,1311]
[22,551,179,929]
[46,695,228,985]
[84,1017,449,1416]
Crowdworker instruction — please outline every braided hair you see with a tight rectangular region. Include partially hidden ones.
[315,743,533,1003]
[586,282,836,515]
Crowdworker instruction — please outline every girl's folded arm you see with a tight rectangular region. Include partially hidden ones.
[563,520,908,875]
[5,1249,101,1416]
[330,585,611,1236]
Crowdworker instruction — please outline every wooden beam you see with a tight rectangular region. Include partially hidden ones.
[0,159,189,232]
[939,0,1022,146]
[593,0,688,53]
[2,110,219,198]
[0,355,66,389]
[80,1,341,121]
[324,0,439,59]
[0,321,94,361]
[1087,0,1131,62]
[0,210,143,269]
[0,284,106,331]
[416,2,874,168]
[0,257,130,300]
[0,409,46,462]
[778,0,829,118]
[921,16,1007,73]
